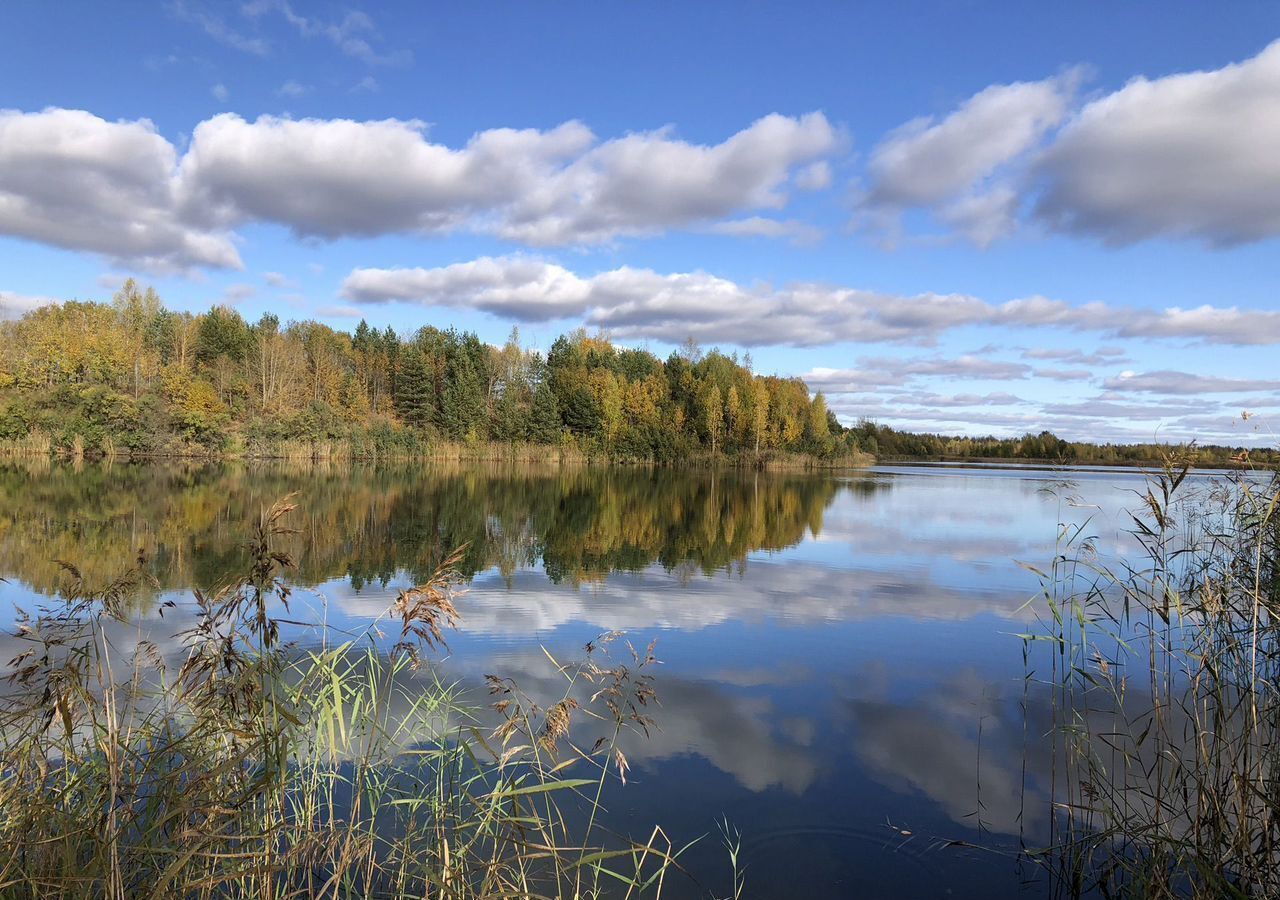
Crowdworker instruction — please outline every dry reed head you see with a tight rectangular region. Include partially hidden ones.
[390,544,467,665]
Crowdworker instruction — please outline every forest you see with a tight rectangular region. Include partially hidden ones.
[0,280,1270,467]
[0,280,854,464]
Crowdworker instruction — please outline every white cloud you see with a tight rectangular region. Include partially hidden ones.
[493,112,838,245]
[1106,304,1280,345]
[243,0,411,66]
[315,304,362,318]
[1103,370,1280,395]
[861,40,1280,249]
[169,0,269,56]
[211,83,229,102]
[342,256,1280,349]
[705,216,822,243]
[866,355,1033,381]
[1036,39,1280,246]
[890,390,1027,408]
[0,290,59,320]
[1041,397,1218,418]
[862,73,1080,245]
[0,108,241,272]
[1033,367,1093,382]
[223,282,256,303]
[262,271,296,289]
[276,80,309,97]
[0,103,835,265]
[1022,346,1127,365]
[343,257,593,320]
[803,358,1033,392]
[794,160,832,191]
[175,111,835,246]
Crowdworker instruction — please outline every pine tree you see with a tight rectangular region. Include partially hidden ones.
[491,384,528,442]
[529,380,562,443]
[395,351,433,428]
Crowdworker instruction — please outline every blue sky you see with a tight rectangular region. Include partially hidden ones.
[2,1,1279,444]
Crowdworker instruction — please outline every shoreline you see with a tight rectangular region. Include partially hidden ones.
[0,440,876,471]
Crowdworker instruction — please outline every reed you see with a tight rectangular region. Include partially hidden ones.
[1023,453,1280,898]
[0,429,52,459]
[0,497,699,899]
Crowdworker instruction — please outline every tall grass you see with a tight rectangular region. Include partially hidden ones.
[0,429,53,460]
[1024,454,1280,898]
[0,497,696,899]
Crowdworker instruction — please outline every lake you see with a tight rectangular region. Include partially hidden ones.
[0,459,1218,897]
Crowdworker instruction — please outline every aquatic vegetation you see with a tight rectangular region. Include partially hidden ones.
[1025,455,1280,897]
[0,496,696,899]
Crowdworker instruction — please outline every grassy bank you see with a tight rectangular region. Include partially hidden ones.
[0,427,873,470]
[0,498,730,899]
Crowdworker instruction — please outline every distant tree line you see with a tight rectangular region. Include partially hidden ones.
[0,280,855,461]
[851,420,1276,468]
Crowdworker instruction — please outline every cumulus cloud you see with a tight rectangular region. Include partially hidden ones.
[1036,39,1280,246]
[0,108,241,271]
[493,112,838,245]
[1103,370,1280,395]
[0,106,838,268]
[1106,304,1280,345]
[176,111,835,245]
[342,256,1280,349]
[861,73,1080,244]
[794,160,832,191]
[862,40,1280,248]
[176,114,592,238]
[343,257,593,320]
[343,258,1001,345]
[0,290,59,320]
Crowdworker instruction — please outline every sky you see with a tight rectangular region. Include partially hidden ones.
[1,1,1278,445]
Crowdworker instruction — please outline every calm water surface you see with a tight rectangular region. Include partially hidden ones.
[0,460,1226,898]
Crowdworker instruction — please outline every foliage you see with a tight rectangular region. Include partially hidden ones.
[0,285,852,463]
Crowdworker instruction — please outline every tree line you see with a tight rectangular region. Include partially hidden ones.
[0,280,854,462]
[851,420,1277,468]
[0,280,1268,467]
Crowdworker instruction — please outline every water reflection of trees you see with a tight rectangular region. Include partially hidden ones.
[0,461,869,596]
